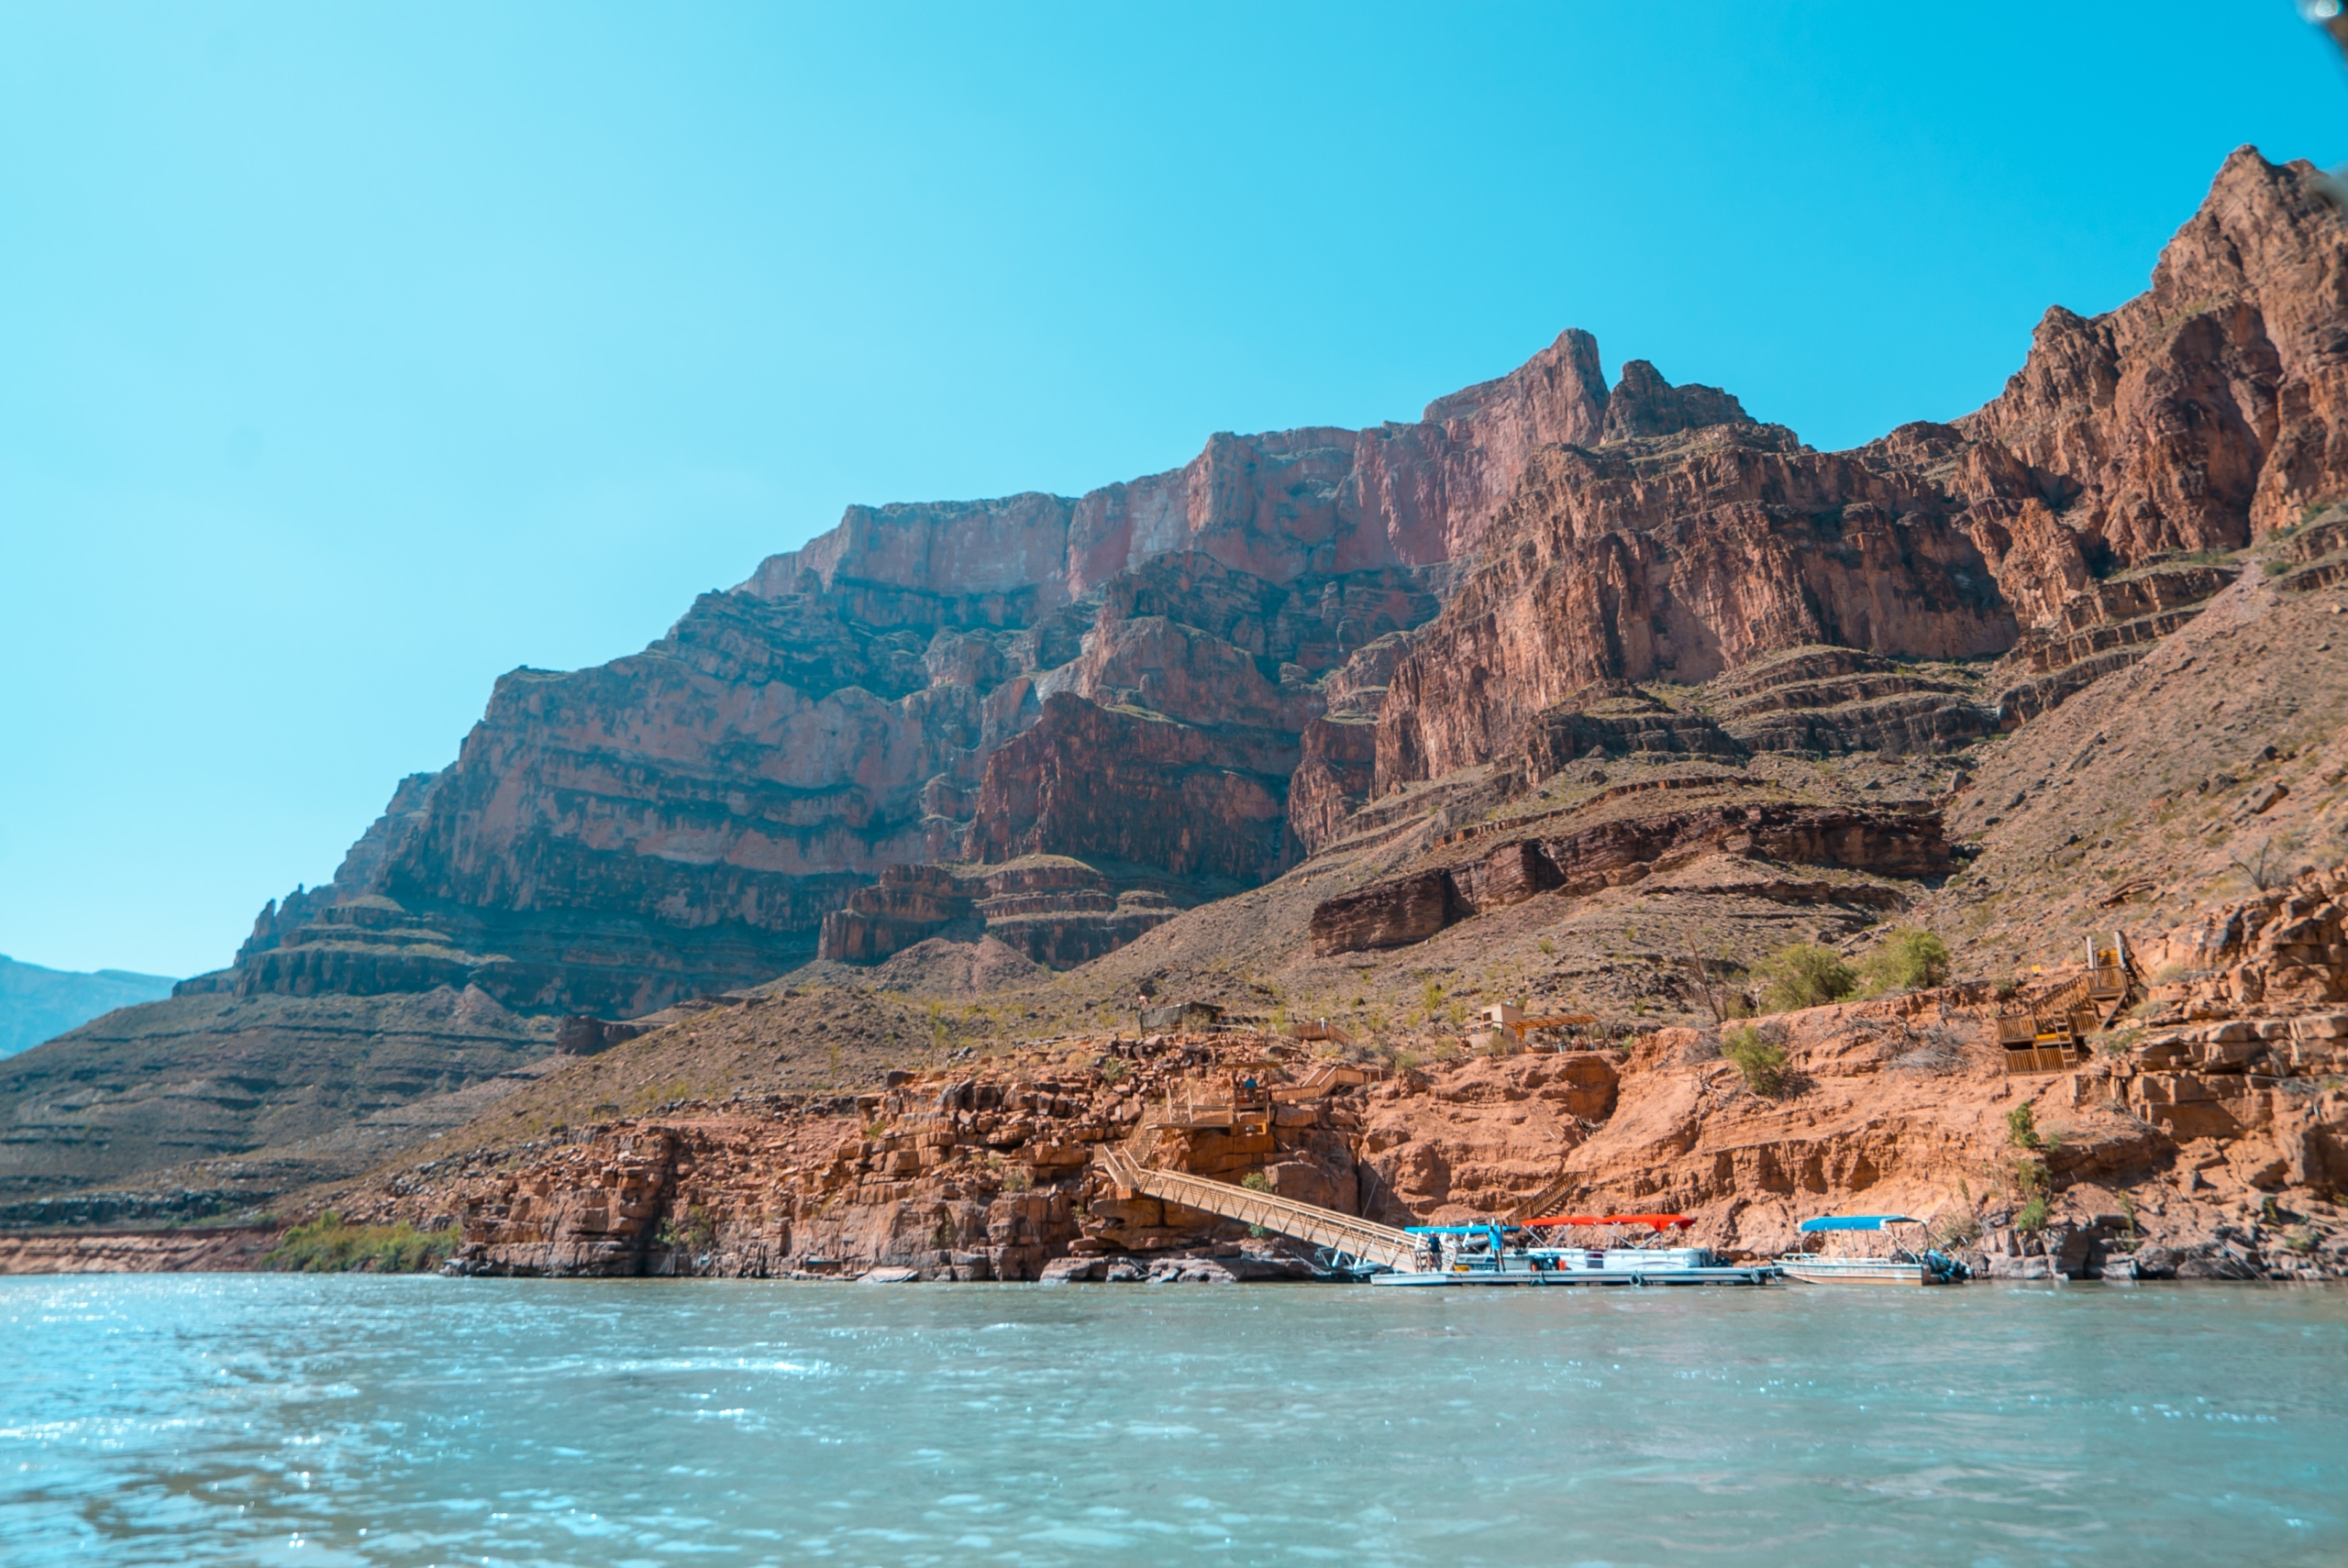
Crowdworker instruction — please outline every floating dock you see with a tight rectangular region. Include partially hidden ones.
[1098,1153,1776,1285]
[1372,1248,1775,1287]
[1379,1222,1772,1286]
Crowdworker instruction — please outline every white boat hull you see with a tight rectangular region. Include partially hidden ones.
[1372,1264,1774,1287]
[1778,1255,1951,1286]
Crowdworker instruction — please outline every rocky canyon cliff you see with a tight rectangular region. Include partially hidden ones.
[6,146,2343,1229]
[176,149,2348,1014]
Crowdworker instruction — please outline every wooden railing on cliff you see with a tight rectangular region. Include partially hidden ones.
[1996,933,2139,1074]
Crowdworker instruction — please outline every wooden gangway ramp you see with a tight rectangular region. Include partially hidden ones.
[1097,1150,1423,1273]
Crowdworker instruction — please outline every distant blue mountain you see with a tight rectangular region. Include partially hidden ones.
[0,955,179,1057]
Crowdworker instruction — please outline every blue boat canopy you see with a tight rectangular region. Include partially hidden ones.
[1799,1215,1921,1232]
[1404,1223,1509,1237]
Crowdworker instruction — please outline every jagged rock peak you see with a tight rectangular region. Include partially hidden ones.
[1418,326,1611,444]
[1600,359,1754,443]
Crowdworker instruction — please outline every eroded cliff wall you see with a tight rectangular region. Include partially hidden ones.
[1372,148,2348,794]
[181,149,2348,1025]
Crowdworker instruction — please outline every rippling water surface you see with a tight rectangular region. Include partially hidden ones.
[3,1275,2344,1566]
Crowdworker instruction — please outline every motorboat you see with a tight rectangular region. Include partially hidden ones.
[1371,1213,1775,1286]
[1778,1214,1968,1286]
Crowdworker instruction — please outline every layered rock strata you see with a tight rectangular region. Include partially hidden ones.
[1705,647,1995,757]
[1310,801,1952,955]
[1988,559,2243,723]
[0,986,556,1206]
[817,858,1189,969]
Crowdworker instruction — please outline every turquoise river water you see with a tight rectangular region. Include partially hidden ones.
[2,1275,2344,1566]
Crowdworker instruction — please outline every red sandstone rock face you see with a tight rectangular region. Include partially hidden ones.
[1354,1052,1620,1223]
[293,866,2348,1286]
[1955,149,2348,561]
[971,695,1291,885]
[1371,149,2348,793]
[0,1227,275,1275]
[190,149,2345,1021]
[1374,427,2019,785]
[1286,716,1379,856]
[740,329,1614,606]
[1309,869,1460,955]
[1309,801,1952,955]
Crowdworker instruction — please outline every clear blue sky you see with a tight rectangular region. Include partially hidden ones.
[3,4,2342,977]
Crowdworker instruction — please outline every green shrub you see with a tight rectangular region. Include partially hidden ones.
[263,1211,455,1274]
[1931,1210,1983,1249]
[1721,1025,1789,1096]
[2011,1155,2049,1201]
[1857,929,1951,996]
[1751,944,1856,1012]
[1097,1058,1128,1085]
[1240,1172,1271,1192]
[2007,1104,2042,1150]
[2014,1196,2050,1233]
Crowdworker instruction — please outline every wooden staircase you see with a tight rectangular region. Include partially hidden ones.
[1998,932,2139,1074]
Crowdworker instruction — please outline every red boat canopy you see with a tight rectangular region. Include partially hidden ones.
[1523,1213,1694,1232]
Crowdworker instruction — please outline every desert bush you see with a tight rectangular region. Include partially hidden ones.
[1096,1058,1127,1084]
[1884,1040,1961,1075]
[1721,1024,1789,1096]
[2014,1196,2050,1233]
[657,1205,717,1252]
[1881,1022,1964,1075]
[1240,1172,1270,1192]
[263,1212,455,1274]
[1930,1210,1983,1249]
[2011,1154,2049,1201]
[1751,944,1856,1012]
[1856,929,1951,996]
[2006,1103,2043,1150]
